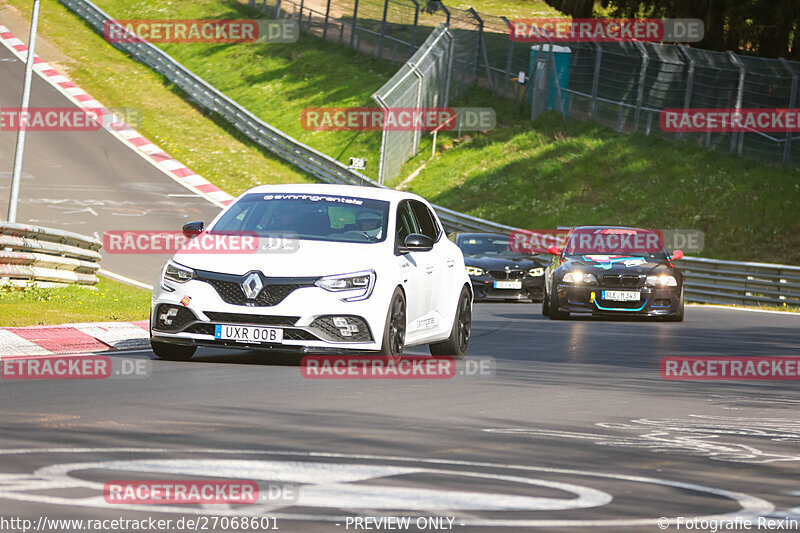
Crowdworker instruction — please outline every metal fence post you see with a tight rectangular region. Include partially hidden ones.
[677,45,695,141]
[297,0,304,25]
[444,29,454,107]
[633,42,648,132]
[8,0,40,224]
[350,0,360,49]
[590,44,602,122]
[374,94,389,185]
[274,0,282,18]
[375,0,390,58]
[410,0,420,54]
[728,51,745,154]
[779,58,797,166]
[411,62,424,154]
[440,2,450,26]
[322,0,331,40]
[468,8,494,91]
[501,16,514,97]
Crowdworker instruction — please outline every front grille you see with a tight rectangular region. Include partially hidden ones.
[195,270,316,307]
[204,312,299,327]
[205,279,308,306]
[488,269,525,280]
[602,274,643,288]
[309,316,373,342]
[185,323,215,335]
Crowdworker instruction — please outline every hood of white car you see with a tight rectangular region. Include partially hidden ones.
[172,238,388,278]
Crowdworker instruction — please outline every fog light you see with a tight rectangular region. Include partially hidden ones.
[332,317,360,337]
[159,307,179,327]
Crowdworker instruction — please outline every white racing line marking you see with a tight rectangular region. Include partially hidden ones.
[485,415,800,464]
[96,268,152,290]
[0,447,775,527]
[686,304,800,316]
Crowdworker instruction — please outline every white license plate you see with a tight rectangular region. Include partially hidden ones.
[494,281,522,289]
[214,324,283,343]
[602,290,640,302]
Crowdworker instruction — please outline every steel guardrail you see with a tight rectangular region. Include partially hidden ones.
[0,221,102,285]
[59,0,800,307]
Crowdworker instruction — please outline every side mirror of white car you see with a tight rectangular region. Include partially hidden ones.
[399,233,434,253]
[182,221,204,239]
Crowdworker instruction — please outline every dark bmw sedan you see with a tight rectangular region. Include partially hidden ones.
[543,226,685,321]
[452,233,549,302]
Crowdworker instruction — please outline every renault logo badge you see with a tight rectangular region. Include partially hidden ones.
[242,272,263,300]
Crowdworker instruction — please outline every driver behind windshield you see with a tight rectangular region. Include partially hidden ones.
[356,210,383,240]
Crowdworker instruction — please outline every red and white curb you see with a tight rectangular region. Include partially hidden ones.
[0,23,235,208]
[0,321,150,356]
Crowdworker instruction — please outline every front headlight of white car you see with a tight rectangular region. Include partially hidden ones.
[562,271,598,284]
[646,274,678,287]
[465,266,484,276]
[315,270,376,301]
[528,267,544,277]
[163,260,195,284]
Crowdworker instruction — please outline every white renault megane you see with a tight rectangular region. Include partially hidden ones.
[150,184,472,360]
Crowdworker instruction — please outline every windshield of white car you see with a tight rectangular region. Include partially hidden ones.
[211,193,391,244]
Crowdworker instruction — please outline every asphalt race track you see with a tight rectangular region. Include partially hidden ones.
[0,42,222,283]
[2,14,800,533]
[1,304,799,531]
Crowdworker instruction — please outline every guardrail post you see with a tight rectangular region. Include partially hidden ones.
[350,0,360,49]
[633,42,648,132]
[375,0,390,58]
[676,45,694,141]
[322,0,332,40]
[590,43,602,122]
[728,51,745,155]
[780,58,797,167]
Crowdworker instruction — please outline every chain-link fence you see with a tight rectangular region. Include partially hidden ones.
[245,0,800,170]
[371,25,453,184]
[529,42,800,167]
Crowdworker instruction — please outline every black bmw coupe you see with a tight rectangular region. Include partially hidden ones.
[451,233,550,303]
[543,226,685,321]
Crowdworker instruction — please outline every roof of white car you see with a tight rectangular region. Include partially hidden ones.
[242,183,423,203]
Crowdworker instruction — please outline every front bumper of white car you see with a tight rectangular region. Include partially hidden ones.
[150,268,387,353]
